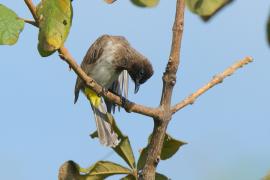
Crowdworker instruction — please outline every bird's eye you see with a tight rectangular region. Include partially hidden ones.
[139,70,144,76]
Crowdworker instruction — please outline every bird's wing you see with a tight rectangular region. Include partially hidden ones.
[103,36,130,113]
[74,35,110,103]
[105,70,129,113]
[81,35,110,65]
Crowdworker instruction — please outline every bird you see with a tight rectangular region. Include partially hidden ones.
[74,35,153,147]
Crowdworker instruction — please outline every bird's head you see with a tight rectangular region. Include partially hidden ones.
[129,58,153,93]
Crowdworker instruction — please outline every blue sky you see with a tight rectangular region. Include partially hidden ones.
[0,0,270,180]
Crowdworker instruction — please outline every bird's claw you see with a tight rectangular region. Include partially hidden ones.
[59,53,65,60]
[121,96,131,112]
[98,87,108,97]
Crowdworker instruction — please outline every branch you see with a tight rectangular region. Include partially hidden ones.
[159,0,185,108]
[23,0,161,119]
[142,0,185,179]
[20,18,38,27]
[171,56,253,114]
[24,0,39,23]
[58,47,160,118]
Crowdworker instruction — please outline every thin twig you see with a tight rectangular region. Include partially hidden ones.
[23,0,161,119]
[24,0,39,23]
[20,18,38,27]
[171,56,253,114]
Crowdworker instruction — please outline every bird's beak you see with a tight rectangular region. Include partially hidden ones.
[134,80,140,94]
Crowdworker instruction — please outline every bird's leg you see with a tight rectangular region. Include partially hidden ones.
[98,87,108,97]
[120,96,132,113]
[100,88,132,112]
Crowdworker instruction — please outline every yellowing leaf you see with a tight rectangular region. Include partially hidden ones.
[82,161,131,179]
[59,161,131,180]
[0,4,24,45]
[130,0,160,8]
[37,0,73,57]
[186,0,233,20]
[264,170,270,180]
[104,0,117,4]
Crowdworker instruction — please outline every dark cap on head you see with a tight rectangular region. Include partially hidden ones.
[129,57,153,93]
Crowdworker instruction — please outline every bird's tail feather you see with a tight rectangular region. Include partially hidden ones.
[90,100,120,147]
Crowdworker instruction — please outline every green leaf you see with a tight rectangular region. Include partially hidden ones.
[90,131,98,139]
[36,0,73,57]
[114,136,136,169]
[267,14,270,47]
[137,133,186,170]
[186,0,233,21]
[108,114,135,168]
[160,133,186,160]
[137,147,147,170]
[156,172,169,180]
[0,4,24,45]
[121,174,136,180]
[82,161,131,179]
[91,114,136,169]
[130,0,160,8]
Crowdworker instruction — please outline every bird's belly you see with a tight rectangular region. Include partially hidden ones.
[89,63,119,89]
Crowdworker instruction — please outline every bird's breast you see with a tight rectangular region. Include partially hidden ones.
[89,48,121,88]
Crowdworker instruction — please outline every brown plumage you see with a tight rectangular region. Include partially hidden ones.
[74,35,153,147]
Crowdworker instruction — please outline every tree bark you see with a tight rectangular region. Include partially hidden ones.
[141,0,186,179]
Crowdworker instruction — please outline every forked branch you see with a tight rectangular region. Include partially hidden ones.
[141,0,185,179]
[23,0,253,179]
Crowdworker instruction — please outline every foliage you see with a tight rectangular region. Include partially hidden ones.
[89,115,179,178]
[267,14,270,46]
[264,171,270,180]
[36,0,72,56]
[130,0,160,8]
[104,0,160,8]
[186,0,233,21]
[91,114,136,169]
[137,133,186,170]
[0,0,268,179]
[81,161,132,179]
[0,4,24,45]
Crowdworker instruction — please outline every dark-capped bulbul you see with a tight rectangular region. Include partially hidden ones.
[74,35,153,147]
